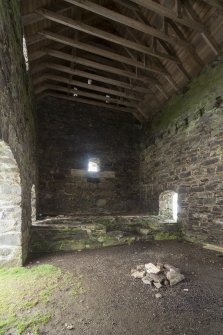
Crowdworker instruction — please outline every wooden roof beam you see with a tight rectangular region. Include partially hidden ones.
[123,25,178,92]
[36,8,180,63]
[127,7,192,81]
[45,49,158,84]
[129,0,204,31]
[29,50,46,62]
[183,1,220,56]
[62,0,192,49]
[22,4,74,26]
[201,0,223,10]
[165,18,204,67]
[39,30,166,76]
[115,1,194,82]
[31,62,150,94]
[33,74,143,102]
[36,84,138,108]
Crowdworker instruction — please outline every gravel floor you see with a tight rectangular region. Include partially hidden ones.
[31,240,223,335]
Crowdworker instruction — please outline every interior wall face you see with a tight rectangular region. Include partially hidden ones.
[37,98,140,216]
[0,1,36,265]
[140,55,223,246]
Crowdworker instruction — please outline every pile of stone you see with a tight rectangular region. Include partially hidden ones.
[131,262,185,288]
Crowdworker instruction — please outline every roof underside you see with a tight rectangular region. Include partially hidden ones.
[20,0,223,121]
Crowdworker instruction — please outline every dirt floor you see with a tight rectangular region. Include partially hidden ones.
[27,240,223,335]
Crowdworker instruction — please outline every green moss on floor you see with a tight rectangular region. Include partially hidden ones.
[0,264,83,335]
[154,232,179,241]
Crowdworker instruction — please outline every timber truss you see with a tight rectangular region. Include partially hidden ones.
[21,0,223,121]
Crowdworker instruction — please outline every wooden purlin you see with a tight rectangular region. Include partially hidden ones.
[35,8,180,63]
[33,73,143,102]
[62,0,193,48]
[39,30,166,76]
[31,62,151,95]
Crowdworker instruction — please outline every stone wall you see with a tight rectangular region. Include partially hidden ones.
[140,54,223,247]
[0,1,36,265]
[37,98,139,216]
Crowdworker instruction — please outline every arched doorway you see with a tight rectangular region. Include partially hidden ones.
[0,140,22,266]
[159,190,178,222]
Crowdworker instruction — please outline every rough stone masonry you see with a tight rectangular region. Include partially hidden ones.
[140,53,223,247]
[0,0,36,266]
[37,98,140,216]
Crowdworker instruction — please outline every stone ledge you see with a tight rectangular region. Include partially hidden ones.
[30,215,181,253]
[70,169,115,179]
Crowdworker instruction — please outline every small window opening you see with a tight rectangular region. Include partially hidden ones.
[172,193,178,222]
[159,190,178,222]
[23,36,29,71]
[88,158,100,173]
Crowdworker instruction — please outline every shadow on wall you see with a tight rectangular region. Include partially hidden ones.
[159,190,178,222]
[0,140,22,266]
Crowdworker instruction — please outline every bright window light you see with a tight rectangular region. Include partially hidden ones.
[23,36,29,71]
[88,158,100,172]
[173,193,178,222]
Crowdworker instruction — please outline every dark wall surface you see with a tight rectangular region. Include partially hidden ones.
[0,0,36,265]
[140,54,223,246]
[37,98,140,216]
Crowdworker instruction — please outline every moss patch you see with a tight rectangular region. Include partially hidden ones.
[0,264,83,335]
[149,55,223,133]
[154,232,178,241]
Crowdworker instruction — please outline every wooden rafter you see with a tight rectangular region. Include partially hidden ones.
[62,0,192,49]
[183,1,220,56]
[29,50,46,62]
[20,0,223,120]
[127,6,192,81]
[22,4,74,26]
[165,18,204,67]
[44,49,156,84]
[38,84,139,108]
[129,0,204,31]
[120,0,203,73]
[202,0,223,10]
[120,24,178,93]
[112,2,183,95]
[114,40,169,101]
[33,74,143,102]
[27,26,68,46]
[31,62,150,94]
[36,8,180,63]
[39,31,165,76]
